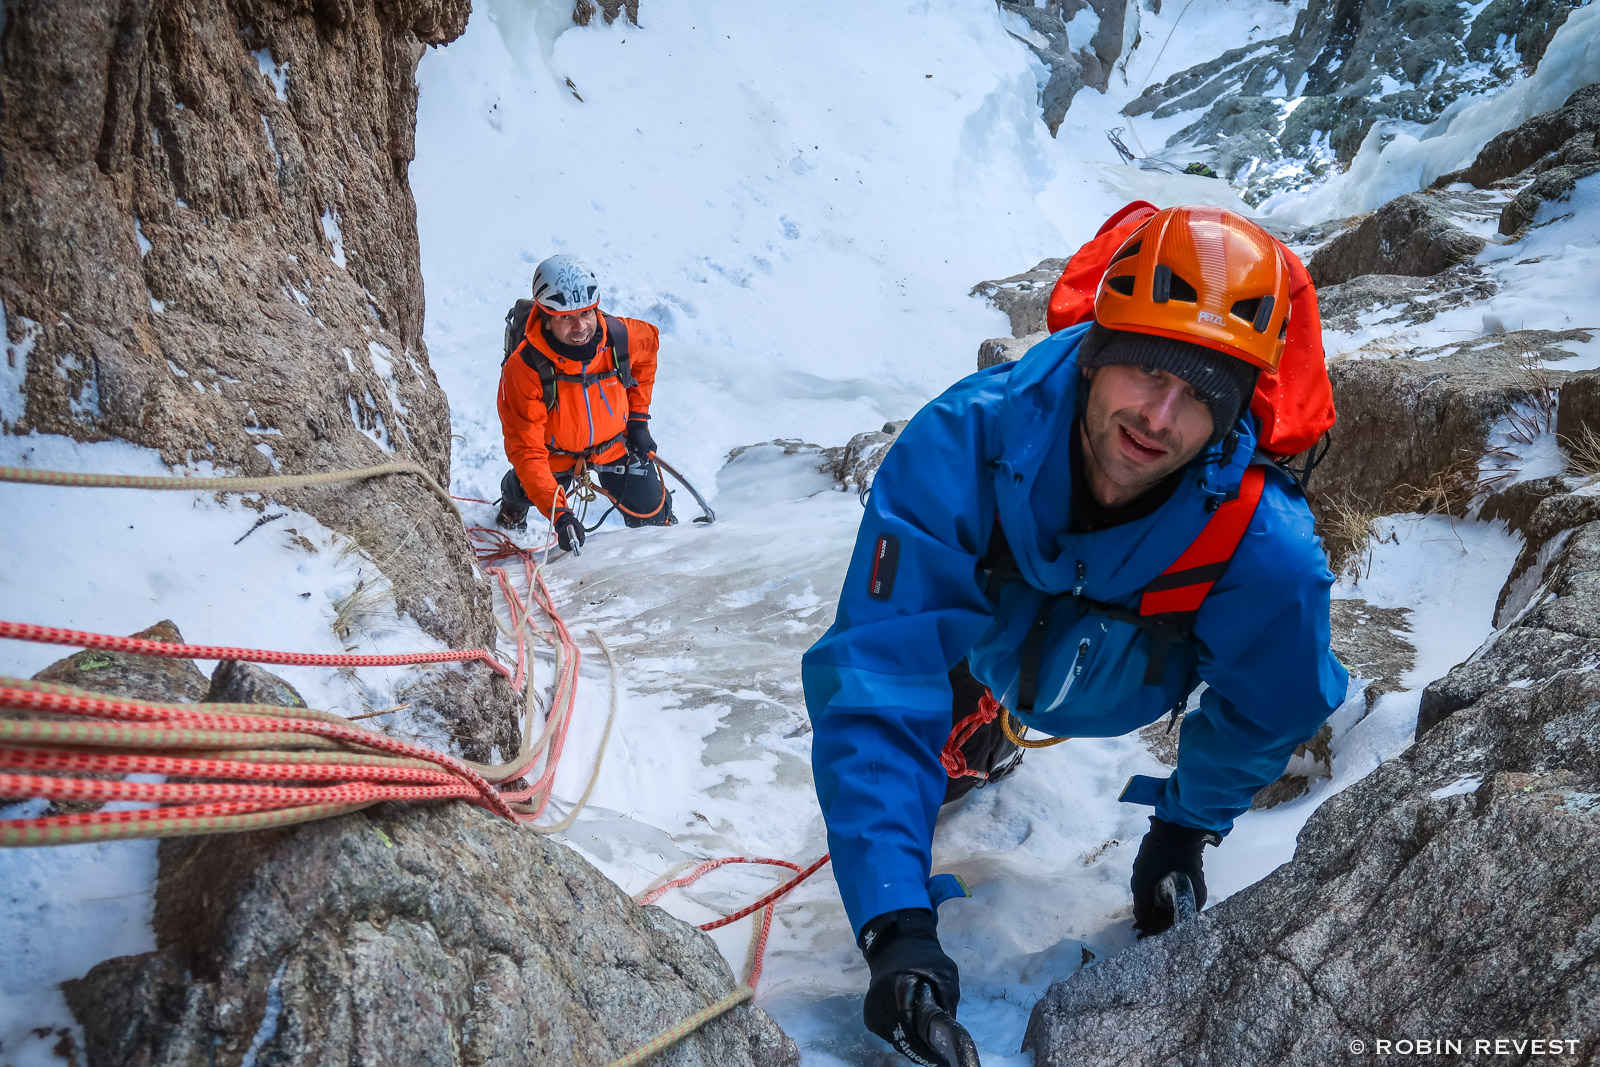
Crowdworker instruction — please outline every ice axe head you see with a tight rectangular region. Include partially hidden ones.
[1156,871,1198,927]
[912,981,982,1067]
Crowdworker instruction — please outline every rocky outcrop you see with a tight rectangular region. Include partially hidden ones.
[1498,157,1600,235]
[1448,82,1600,189]
[1306,193,1487,287]
[1311,332,1589,516]
[971,257,1062,370]
[45,641,796,1067]
[1314,266,1498,334]
[998,1,1134,134]
[66,801,798,1067]
[31,619,209,704]
[971,258,1066,340]
[1025,476,1600,1065]
[0,0,515,754]
[1123,0,1591,203]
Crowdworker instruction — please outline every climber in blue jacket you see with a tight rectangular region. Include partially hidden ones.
[803,206,1348,1067]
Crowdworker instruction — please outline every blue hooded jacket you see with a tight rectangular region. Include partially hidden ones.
[803,325,1348,936]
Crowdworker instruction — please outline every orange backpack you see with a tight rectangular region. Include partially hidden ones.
[1045,200,1336,460]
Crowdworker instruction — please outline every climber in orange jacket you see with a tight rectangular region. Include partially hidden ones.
[496,255,674,550]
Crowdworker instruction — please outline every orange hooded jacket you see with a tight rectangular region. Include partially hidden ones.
[497,311,659,519]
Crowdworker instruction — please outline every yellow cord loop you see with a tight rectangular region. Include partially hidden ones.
[999,706,1071,750]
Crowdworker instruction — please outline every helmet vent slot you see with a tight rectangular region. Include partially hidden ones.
[1231,296,1277,331]
[1109,240,1142,265]
[1158,269,1198,304]
[1107,274,1136,297]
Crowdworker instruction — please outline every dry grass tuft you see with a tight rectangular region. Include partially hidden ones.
[1562,423,1600,478]
[331,575,394,642]
[1394,456,1484,517]
[1320,497,1388,579]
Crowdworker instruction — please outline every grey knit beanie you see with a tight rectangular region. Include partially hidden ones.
[1078,323,1258,447]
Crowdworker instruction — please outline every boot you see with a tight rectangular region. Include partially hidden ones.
[495,500,528,531]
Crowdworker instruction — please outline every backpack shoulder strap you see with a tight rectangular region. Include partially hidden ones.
[984,466,1267,712]
[503,300,536,366]
[503,299,558,412]
[603,313,636,387]
[1138,465,1267,625]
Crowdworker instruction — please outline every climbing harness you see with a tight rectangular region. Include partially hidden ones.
[940,466,1268,783]
[567,453,671,532]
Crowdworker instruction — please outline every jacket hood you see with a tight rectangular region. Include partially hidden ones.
[990,324,1260,601]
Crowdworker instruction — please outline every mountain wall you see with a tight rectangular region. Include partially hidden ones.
[0,0,513,750]
[1124,0,1591,202]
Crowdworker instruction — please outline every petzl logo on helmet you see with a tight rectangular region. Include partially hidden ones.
[868,533,900,600]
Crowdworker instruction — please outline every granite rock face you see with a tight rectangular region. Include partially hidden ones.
[1306,193,1487,287]
[1123,0,1591,204]
[64,803,799,1067]
[0,0,516,755]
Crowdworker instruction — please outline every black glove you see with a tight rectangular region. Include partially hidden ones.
[860,908,970,1066]
[626,415,656,459]
[1130,816,1221,937]
[552,507,585,553]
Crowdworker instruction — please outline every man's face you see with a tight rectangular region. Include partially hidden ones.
[544,307,598,346]
[1078,363,1214,508]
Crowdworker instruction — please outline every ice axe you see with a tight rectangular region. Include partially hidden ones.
[651,455,716,524]
[1156,871,1199,927]
[911,981,982,1067]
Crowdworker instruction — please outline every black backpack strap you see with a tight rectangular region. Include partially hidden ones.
[602,313,636,387]
[982,512,1204,714]
[502,299,536,367]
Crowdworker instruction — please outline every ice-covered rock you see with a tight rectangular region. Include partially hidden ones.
[1124,0,1593,204]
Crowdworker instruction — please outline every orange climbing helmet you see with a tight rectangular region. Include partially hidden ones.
[1093,205,1291,374]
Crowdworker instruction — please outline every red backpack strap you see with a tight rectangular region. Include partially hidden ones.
[1139,466,1267,622]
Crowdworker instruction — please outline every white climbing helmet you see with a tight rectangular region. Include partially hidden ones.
[531,254,600,315]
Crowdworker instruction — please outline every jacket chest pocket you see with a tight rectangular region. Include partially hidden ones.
[595,375,629,419]
[1024,602,1197,724]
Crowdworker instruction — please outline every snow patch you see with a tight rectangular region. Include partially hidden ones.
[253,48,289,102]
[133,216,152,258]
[321,206,347,269]
[238,958,290,1067]
[1431,774,1483,799]
[1,299,38,428]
